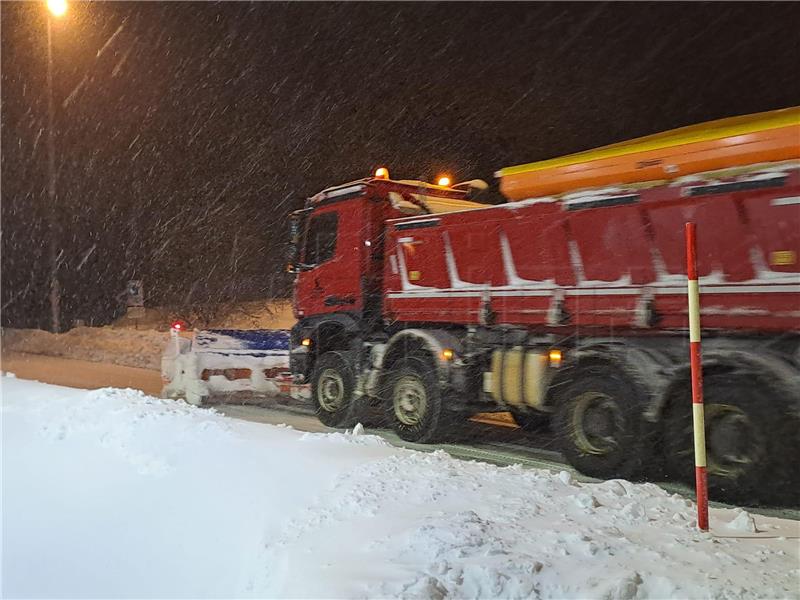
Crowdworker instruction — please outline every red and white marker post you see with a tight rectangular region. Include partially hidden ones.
[171,321,184,356]
[685,222,709,531]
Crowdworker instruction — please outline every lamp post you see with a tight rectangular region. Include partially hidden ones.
[45,0,67,332]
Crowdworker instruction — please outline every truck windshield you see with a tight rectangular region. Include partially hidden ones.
[303,212,338,266]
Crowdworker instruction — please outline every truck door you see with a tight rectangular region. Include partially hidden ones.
[295,198,366,318]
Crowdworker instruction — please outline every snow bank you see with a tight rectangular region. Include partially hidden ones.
[2,377,798,599]
[112,300,296,331]
[1,300,296,373]
[1,326,167,370]
[209,300,295,330]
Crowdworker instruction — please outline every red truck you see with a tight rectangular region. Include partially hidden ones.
[288,111,799,503]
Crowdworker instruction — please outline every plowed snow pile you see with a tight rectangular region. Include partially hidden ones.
[1,327,167,370]
[2,377,798,599]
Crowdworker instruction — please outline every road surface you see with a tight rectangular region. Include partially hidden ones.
[1,351,162,395]
[2,350,797,519]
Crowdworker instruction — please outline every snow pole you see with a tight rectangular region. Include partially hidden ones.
[171,321,183,356]
[685,222,709,531]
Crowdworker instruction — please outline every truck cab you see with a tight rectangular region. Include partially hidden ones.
[290,175,486,322]
[290,182,386,322]
[287,174,487,396]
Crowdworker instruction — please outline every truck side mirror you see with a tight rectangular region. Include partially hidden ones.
[288,208,311,274]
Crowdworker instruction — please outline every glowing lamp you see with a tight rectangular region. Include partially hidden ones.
[301,338,312,347]
[548,348,563,368]
[47,0,68,17]
[375,167,389,179]
[440,348,455,361]
[437,176,451,187]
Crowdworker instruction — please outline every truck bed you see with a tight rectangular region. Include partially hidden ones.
[384,162,800,332]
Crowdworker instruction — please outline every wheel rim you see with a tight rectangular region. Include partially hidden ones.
[705,403,763,479]
[670,402,764,479]
[570,392,623,455]
[317,368,345,413]
[393,375,427,426]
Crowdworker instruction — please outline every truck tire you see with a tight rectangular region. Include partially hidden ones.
[552,364,650,480]
[311,351,357,428]
[385,357,446,444]
[664,373,795,504]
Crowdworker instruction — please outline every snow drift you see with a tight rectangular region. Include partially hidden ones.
[2,377,798,599]
[0,299,296,373]
[1,326,167,370]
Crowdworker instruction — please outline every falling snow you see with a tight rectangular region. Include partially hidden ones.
[2,2,798,329]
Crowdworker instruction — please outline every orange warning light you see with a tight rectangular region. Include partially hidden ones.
[548,348,563,367]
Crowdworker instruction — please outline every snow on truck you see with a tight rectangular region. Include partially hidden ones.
[286,107,800,502]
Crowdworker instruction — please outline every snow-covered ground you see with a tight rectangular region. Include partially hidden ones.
[2,377,799,599]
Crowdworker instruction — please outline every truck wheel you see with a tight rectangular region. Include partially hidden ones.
[664,373,792,503]
[553,364,650,480]
[510,409,550,433]
[311,352,357,428]
[385,357,445,444]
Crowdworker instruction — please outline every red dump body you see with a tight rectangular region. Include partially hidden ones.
[383,165,800,332]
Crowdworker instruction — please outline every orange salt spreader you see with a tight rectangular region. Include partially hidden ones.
[497,106,800,201]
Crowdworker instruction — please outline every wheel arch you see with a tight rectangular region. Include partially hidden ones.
[547,342,672,421]
[377,328,464,389]
[659,349,800,421]
[291,313,362,378]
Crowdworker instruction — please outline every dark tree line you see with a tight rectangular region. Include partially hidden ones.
[2,2,798,329]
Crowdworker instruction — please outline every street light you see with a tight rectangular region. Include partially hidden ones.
[45,0,67,331]
[47,0,67,17]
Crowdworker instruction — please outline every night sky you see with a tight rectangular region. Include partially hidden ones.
[2,1,799,328]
